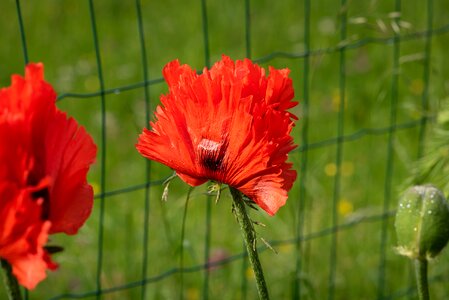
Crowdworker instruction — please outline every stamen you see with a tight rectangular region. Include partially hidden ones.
[198,139,221,152]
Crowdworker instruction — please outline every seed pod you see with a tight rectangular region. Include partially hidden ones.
[395,185,449,260]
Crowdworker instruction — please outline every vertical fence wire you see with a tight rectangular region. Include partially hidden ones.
[201,0,211,68]
[87,0,107,298]
[134,0,151,299]
[15,3,29,299]
[200,0,212,298]
[15,0,29,65]
[377,1,401,299]
[328,1,347,299]
[294,0,310,299]
[245,0,251,59]
[241,0,252,298]
[417,0,434,159]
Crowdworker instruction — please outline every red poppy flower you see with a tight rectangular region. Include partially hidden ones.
[0,63,97,289]
[136,55,297,215]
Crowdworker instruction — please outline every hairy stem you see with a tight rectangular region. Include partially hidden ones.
[230,187,269,300]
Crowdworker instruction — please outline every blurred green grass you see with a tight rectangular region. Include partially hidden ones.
[2,0,449,299]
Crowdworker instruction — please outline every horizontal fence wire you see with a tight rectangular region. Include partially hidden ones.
[55,22,449,102]
[48,209,449,300]
[48,209,395,300]
[10,0,448,299]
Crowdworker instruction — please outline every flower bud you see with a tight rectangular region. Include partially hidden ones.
[395,185,449,260]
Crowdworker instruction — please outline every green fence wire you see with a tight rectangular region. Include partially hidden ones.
[7,0,449,299]
[86,2,107,299]
[328,1,347,299]
[294,0,310,298]
[133,1,152,299]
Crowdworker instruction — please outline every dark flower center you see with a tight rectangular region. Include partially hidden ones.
[198,138,228,173]
[31,187,50,220]
[28,171,51,221]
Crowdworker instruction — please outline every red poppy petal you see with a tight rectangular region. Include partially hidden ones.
[44,111,97,235]
[0,184,52,290]
[176,171,208,186]
[137,123,197,173]
[0,63,95,289]
[9,221,53,290]
[233,169,296,216]
[10,251,48,290]
[136,62,202,179]
[1,63,56,122]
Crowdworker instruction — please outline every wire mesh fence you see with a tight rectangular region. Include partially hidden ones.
[3,0,449,299]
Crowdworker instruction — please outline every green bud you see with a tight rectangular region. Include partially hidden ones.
[395,185,449,260]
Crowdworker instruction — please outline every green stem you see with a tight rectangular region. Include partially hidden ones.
[1,259,23,300]
[414,258,430,300]
[230,187,269,300]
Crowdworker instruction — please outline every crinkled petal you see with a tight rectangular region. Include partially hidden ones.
[136,55,297,215]
[0,63,95,289]
[9,221,54,290]
[0,184,54,290]
[44,111,97,234]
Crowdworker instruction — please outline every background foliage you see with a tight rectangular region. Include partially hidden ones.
[2,0,449,299]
